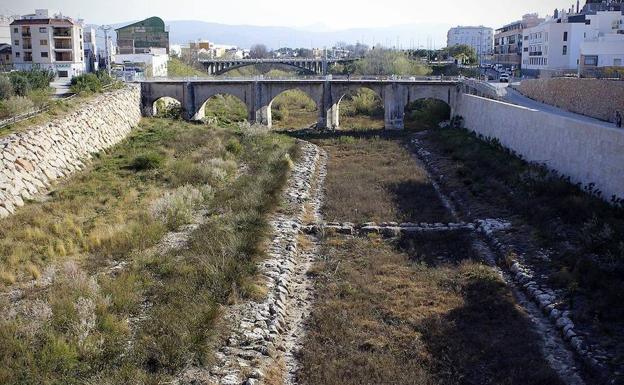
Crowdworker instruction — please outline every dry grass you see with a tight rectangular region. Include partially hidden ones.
[310,132,451,223]
[0,118,297,384]
[298,234,564,385]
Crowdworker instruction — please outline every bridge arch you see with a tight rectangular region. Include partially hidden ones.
[335,87,385,130]
[256,82,325,128]
[141,82,186,117]
[266,88,320,129]
[152,96,182,119]
[404,98,451,130]
[195,93,249,124]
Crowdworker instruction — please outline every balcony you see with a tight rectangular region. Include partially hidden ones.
[21,32,31,37]
[53,28,72,38]
[54,40,72,50]
[55,52,73,62]
[529,52,543,56]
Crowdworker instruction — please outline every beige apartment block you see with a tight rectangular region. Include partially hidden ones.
[10,9,85,79]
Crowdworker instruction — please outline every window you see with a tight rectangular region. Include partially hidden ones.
[13,27,17,33]
[563,32,568,42]
[39,27,47,33]
[563,45,568,55]
[41,52,48,58]
[13,40,19,46]
[615,58,622,66]
[15,52,20,58]
[40,39,47,45]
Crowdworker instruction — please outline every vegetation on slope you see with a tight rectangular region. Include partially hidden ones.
[0,69,55,120]
[167,57,208,77]
[0,118,297,384]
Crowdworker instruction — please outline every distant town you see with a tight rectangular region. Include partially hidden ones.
[0,0,622,82]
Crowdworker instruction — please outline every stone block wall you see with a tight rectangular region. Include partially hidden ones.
[0,85,141,218]
[457,94,624,202]
[517,78,624,123]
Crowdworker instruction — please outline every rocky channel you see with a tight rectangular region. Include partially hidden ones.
[179,140,327,385]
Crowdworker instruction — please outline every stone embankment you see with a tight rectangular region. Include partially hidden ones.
[517,78,624,123]
[180,141,326,385]
[0,85,141,217]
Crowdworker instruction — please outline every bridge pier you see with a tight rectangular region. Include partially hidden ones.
[383,83,407,130]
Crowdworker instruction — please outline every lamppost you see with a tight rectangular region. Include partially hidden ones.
[100,25,112,75]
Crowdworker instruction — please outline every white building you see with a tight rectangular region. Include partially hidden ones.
[447,26,494,62]
[113,50,168,78]
[10,9,85,79]
[580,11,624,74]
[522,10,624,76]
[0,15,15,45]
[83,26,98,73]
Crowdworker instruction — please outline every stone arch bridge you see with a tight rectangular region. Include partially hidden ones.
[200,58,357,76]
[140,78,469,130]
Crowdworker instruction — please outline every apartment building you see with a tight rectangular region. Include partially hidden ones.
[447,26,494,62]
[521,10,623,76]
[493,14,544,70]
[10,9,85,79]
[580,10,624,75]
[83,26,98,72]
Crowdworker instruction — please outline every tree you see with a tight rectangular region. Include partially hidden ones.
[296,48,314,58]
[353,48,431,76]
[249,44,269,59]
[0,75,14,100]
[447,44,477,64]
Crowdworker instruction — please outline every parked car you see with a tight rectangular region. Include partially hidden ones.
[499,73,510,83]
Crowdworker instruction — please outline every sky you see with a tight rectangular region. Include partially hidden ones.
[2,0,578,29]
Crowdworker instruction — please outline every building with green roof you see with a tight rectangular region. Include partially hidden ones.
[115,16,169,54]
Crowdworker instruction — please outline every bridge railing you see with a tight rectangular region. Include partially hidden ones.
[142,74,463,83]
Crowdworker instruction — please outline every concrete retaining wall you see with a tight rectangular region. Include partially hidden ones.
[517,78,624,123]
[457,94,624,201]
[0,85,141,217]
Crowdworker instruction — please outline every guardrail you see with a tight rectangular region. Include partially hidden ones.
[461,78,504,100]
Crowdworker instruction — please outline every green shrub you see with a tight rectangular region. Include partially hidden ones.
[225,138,243,156]
[9,74,31,97]
[272,89,316,111]
[342,89,383,117]
[405,98,451,128]
[27,88,53,109]
[70,73,102,94]
[0,75,13,100]
[151,184,214,229]
[129,152,164,171]
[272,107,288,121]
[203,94,247,124]
[0,96,34,118]
[154,98,182,119]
